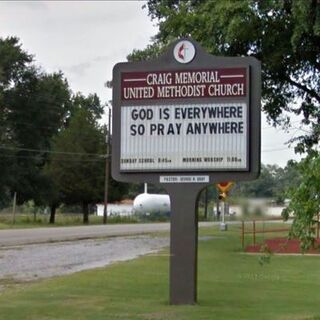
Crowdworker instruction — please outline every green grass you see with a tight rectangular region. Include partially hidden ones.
[0,226,319,319]
[0,213,141,229]
[0,213,285,230]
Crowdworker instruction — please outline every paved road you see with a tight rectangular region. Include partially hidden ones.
[0,222,216,247]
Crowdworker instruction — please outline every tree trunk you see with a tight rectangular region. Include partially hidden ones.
[83,202,89,224]
[49,204,56,224]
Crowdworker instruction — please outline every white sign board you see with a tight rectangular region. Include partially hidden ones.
[120,102,247,171]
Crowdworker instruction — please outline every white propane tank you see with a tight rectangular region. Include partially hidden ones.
[133,193,170,215]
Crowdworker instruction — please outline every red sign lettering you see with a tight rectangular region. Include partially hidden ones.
[121,68,247,101]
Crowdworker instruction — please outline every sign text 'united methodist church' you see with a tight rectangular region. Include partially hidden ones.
[121,68,246,100]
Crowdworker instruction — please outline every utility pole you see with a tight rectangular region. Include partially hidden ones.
[103,107,111,224]
[12,192,17,224]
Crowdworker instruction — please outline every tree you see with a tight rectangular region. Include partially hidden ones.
[70,93,104,121]
[47,106,106,224]
[4,69,71,205]
[0,37,33,206]
[0,36,71,206]
[130,0,320,153]
[282,152,320,250]
[108,176,130,203]
[230,162,302,202]
[0,37,32,88]
[275,160,301,203]
[233,164,277,198]
[0,36,126,217]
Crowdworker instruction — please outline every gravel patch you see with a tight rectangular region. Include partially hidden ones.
[0,235,169,282]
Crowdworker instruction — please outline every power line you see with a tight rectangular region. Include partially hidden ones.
[262,147,291,153]
[262,120,302,130]
[0,140,296,159]
[291,126,312,134]
[0,119,108,133]
[0,154,107,162]
[0,146,292,160]
[0,145,106,157]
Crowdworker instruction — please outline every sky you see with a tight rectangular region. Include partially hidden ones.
[0,0,306,167]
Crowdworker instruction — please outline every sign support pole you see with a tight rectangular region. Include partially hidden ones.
[220,201,227,231]
[167,185,201,305]
[222,202,225,224]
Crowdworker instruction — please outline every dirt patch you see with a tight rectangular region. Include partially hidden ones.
[0,235,169,282]
[245,238,320,254]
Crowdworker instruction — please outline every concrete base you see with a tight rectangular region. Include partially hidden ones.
[220,223,228,231]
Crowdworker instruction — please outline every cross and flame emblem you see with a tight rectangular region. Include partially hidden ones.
[174,40,195,64]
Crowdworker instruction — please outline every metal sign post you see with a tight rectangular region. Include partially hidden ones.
[111,38,261,305]
[167,184,202,304]
[221,201,226,231]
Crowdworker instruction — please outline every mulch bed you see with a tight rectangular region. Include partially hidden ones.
[245,238,320,254]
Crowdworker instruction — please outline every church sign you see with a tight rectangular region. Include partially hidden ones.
[112,39,261,305]
[113,40,259,179]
